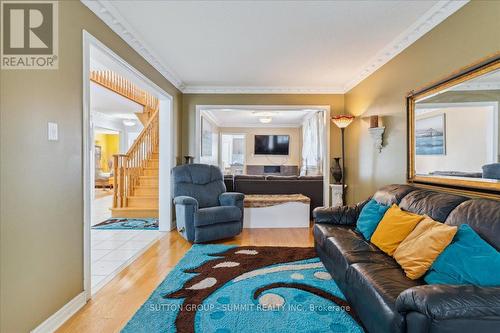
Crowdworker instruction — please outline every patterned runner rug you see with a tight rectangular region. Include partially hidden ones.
[92,218,158,230]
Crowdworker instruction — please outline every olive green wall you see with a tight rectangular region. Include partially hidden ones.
[344,0,500,204]
[182,93,345,165]
[2,0,499,331]
[0,1,182,332]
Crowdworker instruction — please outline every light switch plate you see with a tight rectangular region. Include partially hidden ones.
[48,122,58,141]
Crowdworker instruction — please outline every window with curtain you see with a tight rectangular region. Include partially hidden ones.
[301,111,324,175]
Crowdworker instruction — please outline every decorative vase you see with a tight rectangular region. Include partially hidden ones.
[331,157,342,183]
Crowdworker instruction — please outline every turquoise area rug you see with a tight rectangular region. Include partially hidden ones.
[123,244,363,333]
[92,218,158,230]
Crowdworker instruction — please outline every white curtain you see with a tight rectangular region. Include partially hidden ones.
[300,111,324,175]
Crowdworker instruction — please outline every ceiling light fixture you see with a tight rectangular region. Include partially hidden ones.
[252,111,278,117]
[123,119,136,127]
[259,117,272,124]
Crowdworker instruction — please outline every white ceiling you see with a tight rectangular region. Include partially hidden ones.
[90,81,143,118]
[94,128,120,135]
[83,0,468,93]
[204,108,317,128]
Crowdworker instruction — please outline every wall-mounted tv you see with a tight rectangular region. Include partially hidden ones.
[254,135,289,155]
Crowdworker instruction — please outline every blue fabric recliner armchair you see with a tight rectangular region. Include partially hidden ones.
[172,164,244,243]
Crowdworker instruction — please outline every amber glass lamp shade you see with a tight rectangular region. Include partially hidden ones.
[331,115,354,128]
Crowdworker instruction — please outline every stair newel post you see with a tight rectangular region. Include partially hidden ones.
[113,155,119,208]
[130,153,134,195]
[119,155,126,208]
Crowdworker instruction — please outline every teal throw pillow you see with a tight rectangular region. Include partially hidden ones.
[355,199,390,240]
[424,224,500,286]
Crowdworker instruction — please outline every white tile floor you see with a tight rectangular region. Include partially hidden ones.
[90,229,161,294]
[91,190,162,294]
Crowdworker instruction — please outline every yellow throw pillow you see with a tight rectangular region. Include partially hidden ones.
[394,216,457,280]
[370,204,424,256]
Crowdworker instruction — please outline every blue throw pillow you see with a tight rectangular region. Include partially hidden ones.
[425,224,500,286]
[355,199,390,240]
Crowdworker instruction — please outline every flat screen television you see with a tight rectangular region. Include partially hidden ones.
[254,135,289,155]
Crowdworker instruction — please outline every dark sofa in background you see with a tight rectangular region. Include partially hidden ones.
[224,174,323,218]
[313,184,500,333]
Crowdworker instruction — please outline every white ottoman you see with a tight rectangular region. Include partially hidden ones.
[243,194,310,228]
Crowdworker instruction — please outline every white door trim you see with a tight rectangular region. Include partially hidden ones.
[82,31,174,301]
[195,105,331,206]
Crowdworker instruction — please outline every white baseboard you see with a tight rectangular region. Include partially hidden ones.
[31,291,87,333]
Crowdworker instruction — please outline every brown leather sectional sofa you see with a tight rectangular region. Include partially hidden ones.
[224,174,324,218]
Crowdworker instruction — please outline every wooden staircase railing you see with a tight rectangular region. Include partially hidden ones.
[112,108,159,209]
[90,70,159,119]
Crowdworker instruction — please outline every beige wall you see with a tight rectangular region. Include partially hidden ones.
[0,2,182,332]
[182,94,345,166]
[344,0,500,204]
[220,127,302,167]
[2,1,499,331]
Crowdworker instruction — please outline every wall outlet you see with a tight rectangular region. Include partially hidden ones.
[48,122,58,141]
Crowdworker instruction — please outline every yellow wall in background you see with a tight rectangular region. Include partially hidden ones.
[95,133,120,172]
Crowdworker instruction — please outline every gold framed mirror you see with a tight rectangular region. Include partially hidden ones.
[407,54,500,195]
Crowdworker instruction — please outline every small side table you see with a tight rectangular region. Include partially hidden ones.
[330,184,347,207]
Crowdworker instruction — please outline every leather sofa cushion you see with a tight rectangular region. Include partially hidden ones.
[399,189,468,222]
[194,206,242,227]
[372,184,417,206]
[265,175,298,180]
[445,199,500,251]
[345,263,425,333]
[234,175,265,180]
[313,224,357,248]
[314,224,398,284]
[297,175,323,180]
[314,223,396,264]
[323,234,398,270]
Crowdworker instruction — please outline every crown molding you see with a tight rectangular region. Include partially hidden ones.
[218,122,302,128]
[83,0,468,95]
[81,0,185,91]
[182,86,344,94]
[201,110,222,127]
[343,0,469,93]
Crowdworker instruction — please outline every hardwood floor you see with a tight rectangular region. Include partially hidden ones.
[57,228,314,333]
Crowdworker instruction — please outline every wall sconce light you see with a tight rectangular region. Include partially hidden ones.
[368,115,385,153]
